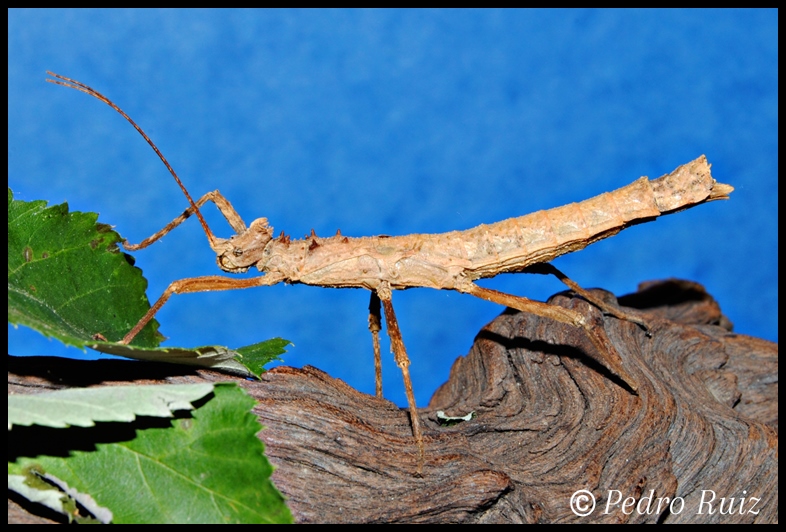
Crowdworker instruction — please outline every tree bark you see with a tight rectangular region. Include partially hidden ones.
[8,279,778,523]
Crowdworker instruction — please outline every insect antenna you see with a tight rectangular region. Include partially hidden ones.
[45,71,218,247]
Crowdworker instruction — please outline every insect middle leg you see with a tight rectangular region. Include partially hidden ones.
[119,273,284,345]
[373,282,425,472]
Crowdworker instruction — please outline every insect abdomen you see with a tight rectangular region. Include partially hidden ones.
[458,156,729,279]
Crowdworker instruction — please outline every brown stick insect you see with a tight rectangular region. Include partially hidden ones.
[46,72,734,471]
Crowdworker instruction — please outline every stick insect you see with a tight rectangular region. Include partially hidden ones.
[46,72,733,471]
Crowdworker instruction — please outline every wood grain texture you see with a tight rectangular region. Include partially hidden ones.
[8,280,777,524]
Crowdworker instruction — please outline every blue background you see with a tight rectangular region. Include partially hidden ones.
[8,9,777,407]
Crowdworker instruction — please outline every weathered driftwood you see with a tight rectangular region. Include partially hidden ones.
[8,280,778,523]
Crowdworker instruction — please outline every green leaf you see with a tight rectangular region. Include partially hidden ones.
[8,472,93,523]
[8,189,287,377]
[8,383,215,430]
[8,469,112,524]
[9,383,293,524]
[7,188,161,348]
[235,338,292,376]
[90,342,258,378]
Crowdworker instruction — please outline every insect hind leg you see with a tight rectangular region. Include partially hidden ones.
[459,280,638,392]
[525,263,650,334]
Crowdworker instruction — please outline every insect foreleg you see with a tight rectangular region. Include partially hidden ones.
[459,281,638,392]
[124,190,247,252]
[376,282,425,473]
[368,292,384,398]
[121,273,284,345]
